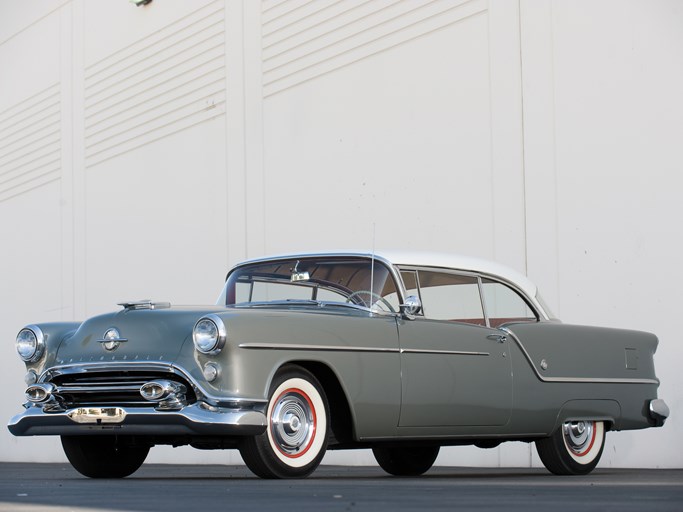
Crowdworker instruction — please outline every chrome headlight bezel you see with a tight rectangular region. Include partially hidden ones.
[16,325,46,363]
[192,314,226,355]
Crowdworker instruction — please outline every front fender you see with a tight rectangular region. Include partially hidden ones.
[22,322,82,377]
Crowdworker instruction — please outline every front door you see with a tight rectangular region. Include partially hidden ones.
[397,269,513,427]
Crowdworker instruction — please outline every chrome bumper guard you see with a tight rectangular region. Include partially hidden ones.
[648,399,670,427]
[7,402,267,437]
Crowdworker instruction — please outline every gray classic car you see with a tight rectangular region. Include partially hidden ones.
[9,252,669,479]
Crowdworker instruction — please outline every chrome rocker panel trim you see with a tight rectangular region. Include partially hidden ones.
[8,402,267,437]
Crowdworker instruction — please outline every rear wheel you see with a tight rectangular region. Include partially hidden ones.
[239,365,329,479]
[373,445,440,476]
[536,420,606,475]
[61,436,149,478]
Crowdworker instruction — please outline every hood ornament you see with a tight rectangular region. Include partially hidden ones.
[97,328,128,351]
[118,300,171,311]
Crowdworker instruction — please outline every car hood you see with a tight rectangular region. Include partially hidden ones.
[54,306,226,366]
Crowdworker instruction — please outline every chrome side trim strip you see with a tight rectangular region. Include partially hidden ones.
[239,343,400,354]
[400,348,490,357]
[540,377,660,384]
[239,343,489,357]
[501,328,660,385]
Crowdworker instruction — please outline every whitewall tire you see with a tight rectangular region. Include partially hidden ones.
[536,420,606,475]
[239,365,329,478]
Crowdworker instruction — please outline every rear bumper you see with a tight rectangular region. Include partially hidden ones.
[649,399,670,427]
[7,402,267,437]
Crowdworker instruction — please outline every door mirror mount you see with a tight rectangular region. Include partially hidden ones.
[400,295,422,319]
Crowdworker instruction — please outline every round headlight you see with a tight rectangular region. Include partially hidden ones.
[16,326,45,363]
[193,315,226,355]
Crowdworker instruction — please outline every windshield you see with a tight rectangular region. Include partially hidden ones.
[218,257,400,314]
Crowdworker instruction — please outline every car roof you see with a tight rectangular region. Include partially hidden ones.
[237,250,538,299]
[380,250,536,297]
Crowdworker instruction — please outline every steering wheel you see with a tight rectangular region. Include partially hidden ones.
[345,291,396,314]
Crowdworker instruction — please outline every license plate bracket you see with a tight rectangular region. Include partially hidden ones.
[67,407,127,424]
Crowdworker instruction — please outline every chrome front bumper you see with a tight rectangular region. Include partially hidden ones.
[8,402,267,437]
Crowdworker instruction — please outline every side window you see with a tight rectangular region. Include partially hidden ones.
[401,270,419,297]
[417,271,485,325]
[481,278,537,327]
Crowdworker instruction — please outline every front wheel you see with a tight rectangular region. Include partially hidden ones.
[239,365,329,478]
[373,445,440,476]
[61,436,149,478]
[536,420,606,475]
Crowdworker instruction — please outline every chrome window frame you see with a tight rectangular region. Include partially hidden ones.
[219,253,406,316]
[394,265,546,326]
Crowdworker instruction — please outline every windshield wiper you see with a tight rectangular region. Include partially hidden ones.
[283,299,324,306]
[233,299,390,313]
[235,299,325,308]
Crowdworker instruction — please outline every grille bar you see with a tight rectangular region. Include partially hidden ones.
[49,370,195,408]
[56,384,144,394]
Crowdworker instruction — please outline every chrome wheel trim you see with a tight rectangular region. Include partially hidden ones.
[266,377,326,468]
[563,421,594,455]
[562,420,604,464]
[270,390,315,457]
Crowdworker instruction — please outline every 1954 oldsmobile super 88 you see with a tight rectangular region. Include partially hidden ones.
[8,252,669,479]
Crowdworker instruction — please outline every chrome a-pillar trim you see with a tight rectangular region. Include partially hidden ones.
[8,402,267,437]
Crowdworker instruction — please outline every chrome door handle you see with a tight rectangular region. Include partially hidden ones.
[487,334,507,343]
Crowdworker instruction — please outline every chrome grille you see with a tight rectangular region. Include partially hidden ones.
[49,370,196,408]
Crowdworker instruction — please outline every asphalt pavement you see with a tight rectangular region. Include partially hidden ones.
[0,463,681,512]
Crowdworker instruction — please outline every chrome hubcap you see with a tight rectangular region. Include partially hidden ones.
[563,421,594,455]
[271,391,314,455]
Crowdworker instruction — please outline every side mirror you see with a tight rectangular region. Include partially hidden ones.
[400,295,422,319]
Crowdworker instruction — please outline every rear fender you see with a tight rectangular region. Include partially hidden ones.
[503,322,659,383]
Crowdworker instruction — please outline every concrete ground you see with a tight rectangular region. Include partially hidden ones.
[0,463,681,512]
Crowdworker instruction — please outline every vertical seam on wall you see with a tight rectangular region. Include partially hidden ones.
[260,4,267,255]
[549,2,560,317]
[518,0,533,469]
[486,0,496,261]
[81,0,88,317]
[225,0,230,264]
[70,6,75,320]
[242,1,249,257]
[517,0,529,278]
[59,7,65,322]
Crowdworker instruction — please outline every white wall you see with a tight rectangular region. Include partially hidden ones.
[0,0,680,468]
